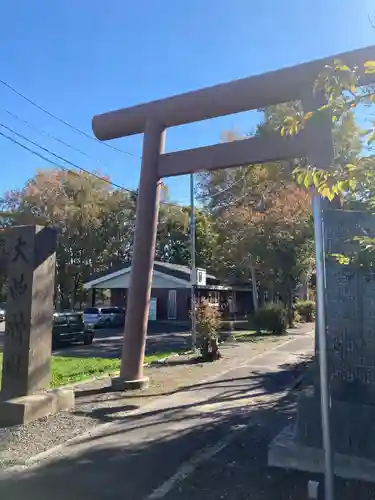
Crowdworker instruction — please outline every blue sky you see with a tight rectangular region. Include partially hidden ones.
[1,0,375,205]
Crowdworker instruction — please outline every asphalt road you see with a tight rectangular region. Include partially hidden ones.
[0,321,313,359]
[0,321,192,358]
[0,334,316,500]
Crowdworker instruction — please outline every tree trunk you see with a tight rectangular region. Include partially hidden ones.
[249,254,259,312]
[286,276,295,327]
[287,290,293,327]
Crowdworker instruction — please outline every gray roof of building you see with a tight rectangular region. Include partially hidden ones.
[84,260,220,287]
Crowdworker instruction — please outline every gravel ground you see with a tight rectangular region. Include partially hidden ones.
[0,413,97,468]
[0,335,293,469]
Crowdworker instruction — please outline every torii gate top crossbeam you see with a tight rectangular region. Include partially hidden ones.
[93,45,375,141]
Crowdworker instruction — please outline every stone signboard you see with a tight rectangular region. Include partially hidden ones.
[0,225,74,426]
[269,208,375,481]
[1,225,57,399]
[324,210,375,403]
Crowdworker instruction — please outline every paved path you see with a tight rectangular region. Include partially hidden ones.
[0,332,315,500]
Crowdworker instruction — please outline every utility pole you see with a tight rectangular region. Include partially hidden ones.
[190,173,197,350]
[249,195,264,313]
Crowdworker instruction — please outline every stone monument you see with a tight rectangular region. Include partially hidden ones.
[0,225,74,427]
[269,208,375,482]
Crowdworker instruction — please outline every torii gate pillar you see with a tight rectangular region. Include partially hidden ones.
[112,121,165,390]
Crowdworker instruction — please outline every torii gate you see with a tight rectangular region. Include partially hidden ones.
[92,45,374,392]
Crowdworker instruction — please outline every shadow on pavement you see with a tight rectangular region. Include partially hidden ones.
[73,357,313,413]
[1,354,372,500]
[74,404,139,423]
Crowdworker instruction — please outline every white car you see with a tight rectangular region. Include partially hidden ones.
[0,308,5,322]
[83,307,125,329]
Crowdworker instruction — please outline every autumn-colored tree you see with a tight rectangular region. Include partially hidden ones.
[0,167,220,309]
[0,168,137,309]
[197,108,315,323]
[211,167,312,323]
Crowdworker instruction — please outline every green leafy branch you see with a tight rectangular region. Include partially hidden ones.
[281,59,375,200]
[293,161,374,201]
[330,236,375,268]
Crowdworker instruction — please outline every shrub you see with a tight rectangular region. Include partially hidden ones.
[292,303,301,324]
[195,298,222,361]
[294,300,316,322]
[253,303,287,334]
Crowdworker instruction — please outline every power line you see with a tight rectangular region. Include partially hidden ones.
[0,79,264,209]
[198,171,248,201]
[0,128,127,190]
[0,126,185,209]
[0,78,138,157]
[2,107,244,207]
[203,174,264,214]
[0,121,120,184]
[3,108,103,164]
[2,108,250,205]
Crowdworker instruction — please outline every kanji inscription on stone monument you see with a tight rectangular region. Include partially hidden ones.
[324,210,375,399]
[0,225,75,427]
[1,225,57,399]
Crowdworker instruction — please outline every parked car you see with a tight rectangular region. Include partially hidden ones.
[83,307,125,329]
[0,307,5,322]
[52,311,94,348]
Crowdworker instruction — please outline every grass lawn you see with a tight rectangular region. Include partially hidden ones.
[228,330,282,342]
[0,350,178,389]
[231,330,257,338]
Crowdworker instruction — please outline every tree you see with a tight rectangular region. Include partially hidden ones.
[212,172,313,324]
[0,167,220,309]
[278,59,375,263]
[155,204,219,269]
[1,168,137,309]
[197,112,315,323]
[280,59,375,202]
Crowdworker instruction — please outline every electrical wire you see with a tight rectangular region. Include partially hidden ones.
[0,128,127,190]
[0,78,137,157]
[198,171,248,200]
[202,175,267,213]
[0,127,184,209]
[0,84,250,205]
[4,105,249,205]
[0,79,267,210]
[3,108,103,163]
[0,122,112,180]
